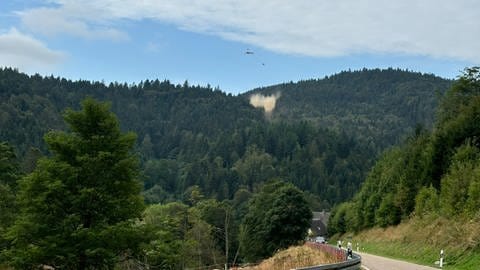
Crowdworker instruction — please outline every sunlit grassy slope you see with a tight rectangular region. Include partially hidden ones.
[345,215,480,270]
[241,244,337,270]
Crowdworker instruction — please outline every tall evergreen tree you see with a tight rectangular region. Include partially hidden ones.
[5,98,145,269]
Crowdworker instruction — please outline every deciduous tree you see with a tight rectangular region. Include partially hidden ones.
[240,180,311,262]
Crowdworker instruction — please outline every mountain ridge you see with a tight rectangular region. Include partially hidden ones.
[245,68,453,150]
[0,67,452,205]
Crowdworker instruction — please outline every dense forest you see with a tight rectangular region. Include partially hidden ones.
[248,68,452,151]
[0,98,312,269]
[0,68,451,207]
[328,67,480,234]
[0,67,456,269]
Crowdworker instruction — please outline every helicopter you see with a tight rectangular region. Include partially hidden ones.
[244,49,265,66]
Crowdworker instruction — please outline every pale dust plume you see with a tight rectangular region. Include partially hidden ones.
[249,92,281,114]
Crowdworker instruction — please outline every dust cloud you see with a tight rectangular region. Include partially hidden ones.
[249,92,281,115]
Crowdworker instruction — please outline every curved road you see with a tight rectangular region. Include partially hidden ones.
[359,252,439,270]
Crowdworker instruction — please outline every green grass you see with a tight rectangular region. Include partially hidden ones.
[337,215,480,270]
[356,241,480,270]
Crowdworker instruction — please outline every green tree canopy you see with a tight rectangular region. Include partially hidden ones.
[141,202,222,270]
[240,180,312,262]
[5,98,145,269]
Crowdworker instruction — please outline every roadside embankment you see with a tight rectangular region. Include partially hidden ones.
[240,244,338,270]
[339,215,480,270]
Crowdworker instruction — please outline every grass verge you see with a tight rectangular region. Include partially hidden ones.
[337,215,480,270]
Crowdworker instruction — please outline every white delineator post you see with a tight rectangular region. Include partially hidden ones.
[440,249,444,268]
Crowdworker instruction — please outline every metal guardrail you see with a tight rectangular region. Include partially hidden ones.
[295,243,362,270]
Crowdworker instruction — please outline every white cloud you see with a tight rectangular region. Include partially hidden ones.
[0,28,65,72]
[17,0,480,61]
[17,6,128,41]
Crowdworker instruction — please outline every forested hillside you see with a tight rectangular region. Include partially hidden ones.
[0,67,458,269]
[0,68,451,206]
[247,68,452,151]
[329,67,480,234]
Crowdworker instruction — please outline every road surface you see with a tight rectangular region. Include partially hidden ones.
[359,252,439,270]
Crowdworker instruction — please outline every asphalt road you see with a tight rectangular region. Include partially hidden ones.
[359,252,439,270]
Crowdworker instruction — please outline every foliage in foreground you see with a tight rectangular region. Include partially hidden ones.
[2,98,145,269]
[0,99,314,269]
[116,182,313,269]
[240,180,312,262]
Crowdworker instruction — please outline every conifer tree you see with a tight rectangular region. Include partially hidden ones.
[5,98,144,269]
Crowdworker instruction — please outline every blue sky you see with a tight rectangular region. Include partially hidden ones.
[1,1,478,94]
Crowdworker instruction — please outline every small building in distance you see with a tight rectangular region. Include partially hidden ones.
[308,210,330,241]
